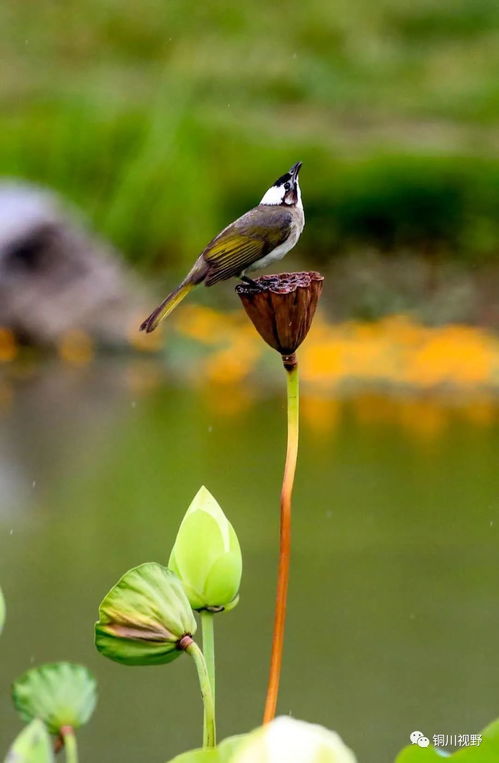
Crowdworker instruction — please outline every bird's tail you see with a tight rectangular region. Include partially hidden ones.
[140,281,194,333]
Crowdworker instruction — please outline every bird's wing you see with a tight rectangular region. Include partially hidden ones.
[202,206,293,286]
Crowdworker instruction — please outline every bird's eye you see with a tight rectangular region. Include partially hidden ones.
[284,182,291,191]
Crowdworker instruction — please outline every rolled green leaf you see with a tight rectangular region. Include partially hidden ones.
[12,663,96,734]
[5,718,54,763]
[95,562,197,666]
[169,487,242,611]
[0,585,5,635]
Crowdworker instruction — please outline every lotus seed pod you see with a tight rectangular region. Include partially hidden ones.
[236,272,324,368]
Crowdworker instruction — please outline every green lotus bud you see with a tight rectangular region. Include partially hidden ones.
[95,562,197,666]
[12,662,97,734]
[5,718,54,763]
[233,717,357,763]
[169,486,242,611]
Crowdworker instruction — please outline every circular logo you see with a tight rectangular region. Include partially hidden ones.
[410,731,424,744]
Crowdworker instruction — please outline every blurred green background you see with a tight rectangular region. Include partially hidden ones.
[2,0,499,280]
[0,364,498,763]
[1,2,499,762]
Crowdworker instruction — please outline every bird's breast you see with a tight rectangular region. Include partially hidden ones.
[246,207,304,273]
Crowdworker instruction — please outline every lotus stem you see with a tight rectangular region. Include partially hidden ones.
[61,726,78,763]
[186,640,216,748]
[263,357,299,723]
[201,610,216,706]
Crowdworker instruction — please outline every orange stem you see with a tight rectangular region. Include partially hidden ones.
[263,359,299,723]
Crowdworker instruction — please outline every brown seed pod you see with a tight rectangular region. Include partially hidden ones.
[236,272,324,368]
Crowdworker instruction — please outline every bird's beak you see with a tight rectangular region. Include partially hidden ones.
[289,161,302,178]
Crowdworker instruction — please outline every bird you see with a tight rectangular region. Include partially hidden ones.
[139,161,304,332]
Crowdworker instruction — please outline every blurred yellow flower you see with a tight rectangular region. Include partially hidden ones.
[302,395,341,436]
[58,330,94,366]
[0,328,17,363]
[174,305,240,345]
[150,304,499,393]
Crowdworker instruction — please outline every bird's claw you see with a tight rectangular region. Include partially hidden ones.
[241,275,259,288]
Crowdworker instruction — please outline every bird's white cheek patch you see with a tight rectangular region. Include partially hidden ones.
[260,185,284,205]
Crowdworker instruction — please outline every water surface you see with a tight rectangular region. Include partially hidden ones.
[0,358,498,761]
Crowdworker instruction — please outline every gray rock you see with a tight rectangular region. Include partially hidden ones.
[0,182,148,345]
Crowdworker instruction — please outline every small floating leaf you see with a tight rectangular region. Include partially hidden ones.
[5,719,54,763]
[95,562,196,666]
[12,662,97,734]
[0,586,5,634]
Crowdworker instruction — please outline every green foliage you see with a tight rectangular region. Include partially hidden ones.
[167,735,246,762]
[396,719,499,761]
[4,719,54,763]
[1,0,499,267]
[168,719,499,763]
[325,157,499,262]
[12,662,97,734]
[167,718,357,762]
[95,562,197,665]
[395,746,449,761]
[169,486,242,611]
[478,719,499,753]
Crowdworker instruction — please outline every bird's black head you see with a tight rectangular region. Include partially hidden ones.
[260,162,303,206]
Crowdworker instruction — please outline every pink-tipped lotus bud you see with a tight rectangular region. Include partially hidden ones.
[95,563,196,666]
